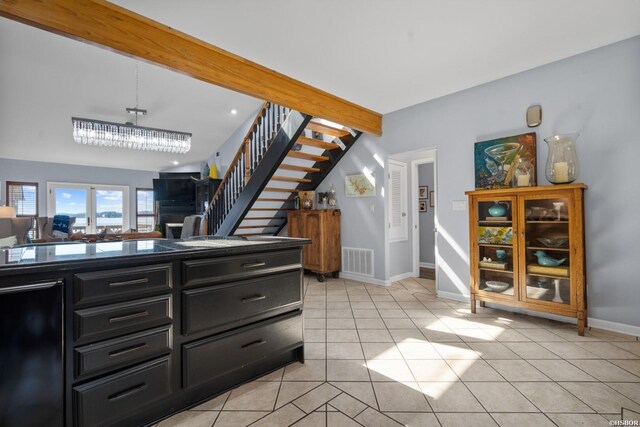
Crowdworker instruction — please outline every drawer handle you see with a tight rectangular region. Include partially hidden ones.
[108,343,148,357]
[241,339,266,349]
[109,310,149,323]
[241,261,266,269]
[108,383,147,402]
[241,295,267,303]
[108,278,149,288]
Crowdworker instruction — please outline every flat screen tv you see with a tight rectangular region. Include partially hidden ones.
[153,178,196,203]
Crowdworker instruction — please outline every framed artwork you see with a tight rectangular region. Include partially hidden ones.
[419,201,427,212]
[418,186,428,199]
[474,132,537,189]
[345,174,375,197]
[429,191,434,207]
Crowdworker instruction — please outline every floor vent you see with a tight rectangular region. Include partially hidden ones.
[342,247,374,277]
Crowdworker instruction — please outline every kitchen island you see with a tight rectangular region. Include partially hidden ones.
[0,236,308,427]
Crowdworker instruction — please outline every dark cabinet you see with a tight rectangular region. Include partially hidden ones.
[73,356,171,427]
[183,312,303,389]
[182,271,302,335]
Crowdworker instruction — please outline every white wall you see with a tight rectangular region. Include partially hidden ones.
[322,36,640,328]
[0,158,158,228]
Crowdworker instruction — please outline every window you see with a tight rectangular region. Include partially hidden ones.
[388,160,408,242]
[47,182,129,234]
[6,181,38,238]
[136,188,155,232]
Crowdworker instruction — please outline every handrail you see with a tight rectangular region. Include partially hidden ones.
[209,101,269,205]
[206,101,291,234]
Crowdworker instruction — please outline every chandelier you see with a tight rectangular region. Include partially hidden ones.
[72,64,191,154]
[72,117,191,154]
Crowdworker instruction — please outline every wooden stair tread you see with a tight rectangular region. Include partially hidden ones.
[236,225,279,229]
[306,121,350,138]
[297,136,340,151]
[264,187,298,193]
[256,198,291,202]
[287,151,329,162]
[271,175,312,183]
[250,207,286,211]
[243,217,287,220]
[279,163,321,173]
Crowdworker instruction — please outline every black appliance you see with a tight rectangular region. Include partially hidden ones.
[0,280,63,427]
[153,178,196,203]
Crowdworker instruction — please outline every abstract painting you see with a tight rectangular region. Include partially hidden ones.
[474,132,537,189]
[345,174,375,197]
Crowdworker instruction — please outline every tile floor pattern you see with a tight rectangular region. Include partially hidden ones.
[158,276,640,426]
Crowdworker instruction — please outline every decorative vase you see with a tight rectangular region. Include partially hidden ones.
[544,134,579,184]
[328,184,337,209]
[488,201,508,217]
[513,158,534,187]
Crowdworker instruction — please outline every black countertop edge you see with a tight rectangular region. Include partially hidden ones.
[0,237,311,277]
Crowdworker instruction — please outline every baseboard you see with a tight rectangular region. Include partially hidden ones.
[588,318,640,338]
[483,302,640,337]
[419,262,435,269]
[436,290,470,303]
[339,272,388,287]
[387,272,416,284]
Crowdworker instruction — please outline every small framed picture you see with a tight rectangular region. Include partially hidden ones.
[418,186,428,199]
[419,201,427,212]
[429,191,435,207]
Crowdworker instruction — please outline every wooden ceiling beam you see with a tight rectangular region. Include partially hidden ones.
[0,0,382,135]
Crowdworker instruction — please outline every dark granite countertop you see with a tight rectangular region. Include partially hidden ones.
[0,236,309,274]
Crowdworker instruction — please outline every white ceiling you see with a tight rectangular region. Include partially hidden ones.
[2,0,639,171]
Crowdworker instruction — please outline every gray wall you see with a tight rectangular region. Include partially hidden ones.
[0,158,158,228]
[419,163,435,265]
[322,36,640,328]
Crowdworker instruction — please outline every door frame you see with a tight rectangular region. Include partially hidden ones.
[410,150,438,286]
[46,182,130,233]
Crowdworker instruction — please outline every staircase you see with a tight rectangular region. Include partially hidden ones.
[207,101,362,237]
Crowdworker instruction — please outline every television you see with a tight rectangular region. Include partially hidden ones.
[153,178,196,203]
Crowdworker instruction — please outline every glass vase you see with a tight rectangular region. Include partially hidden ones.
[513,158,534,187]
[544,133,579,184]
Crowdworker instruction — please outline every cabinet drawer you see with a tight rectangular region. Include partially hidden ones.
[73,356,171,427]
[74,326,172,379]
[74,264,172,305]
[183,312,302,389]
[182,249,301,288]
[183,271,302,335]
[74,295,172,344]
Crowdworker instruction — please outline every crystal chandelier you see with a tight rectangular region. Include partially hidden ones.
[72,64,191,154]
[72,117,191,154]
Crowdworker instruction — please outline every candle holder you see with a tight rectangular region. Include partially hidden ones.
[544,134,579,184]
[513,158,534,187]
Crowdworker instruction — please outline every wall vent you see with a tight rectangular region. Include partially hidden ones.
[342,247,374,277]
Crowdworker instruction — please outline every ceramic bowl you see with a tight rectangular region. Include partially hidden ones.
[536,237,569,248]
[485,281,509,292]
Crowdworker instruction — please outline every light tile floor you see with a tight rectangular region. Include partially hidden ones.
[158,275,640,426]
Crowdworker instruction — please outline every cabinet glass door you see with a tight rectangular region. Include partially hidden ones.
[520,194,573,307]
[475,196,517,300]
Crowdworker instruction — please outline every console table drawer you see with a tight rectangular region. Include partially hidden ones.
[74,295,172,345]
[74,326,172,379]
[183,271,301,335]
[74,264,172,305]
[183,312,302,389]
[182,249,301,288]
[73,356,171,427]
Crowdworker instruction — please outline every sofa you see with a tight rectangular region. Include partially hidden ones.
[0,217,33,247]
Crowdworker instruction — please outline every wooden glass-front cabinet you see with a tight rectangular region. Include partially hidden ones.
[466,184,587,334]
